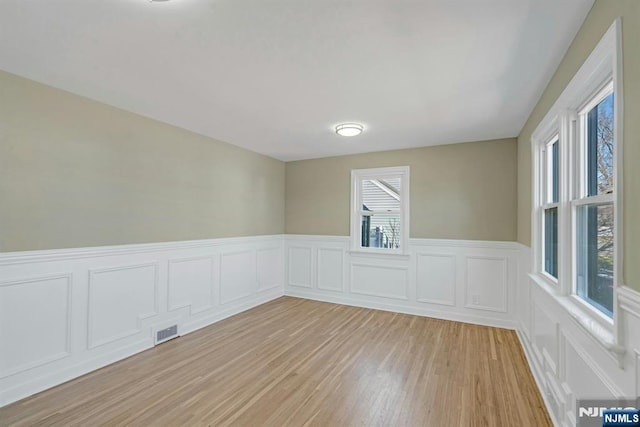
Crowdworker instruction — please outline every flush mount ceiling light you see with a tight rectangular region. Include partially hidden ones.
[335,123,363,137]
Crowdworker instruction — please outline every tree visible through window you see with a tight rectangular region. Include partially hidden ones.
[532,22,620,328]
[576,90,615,316]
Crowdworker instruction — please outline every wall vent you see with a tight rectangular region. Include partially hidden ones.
[155,325,178,345]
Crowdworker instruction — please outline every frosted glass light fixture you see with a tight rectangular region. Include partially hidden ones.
[335,123,363,137]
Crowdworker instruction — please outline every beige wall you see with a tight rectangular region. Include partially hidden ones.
[516,0,639,291]
[286,138,517,241]
[0,70,285,252]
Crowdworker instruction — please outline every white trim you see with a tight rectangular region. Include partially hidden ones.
[286,289,515,330]
[167,256,216,315]
[530,19,623,351]
[463,255,508,313]
[571,194,614,206]
[0,274,73,379]
[415,252,456,306]
[287,246,313,288]
[410,238,520,250]
[87,263,160,349]
[0,234,285,265]
[617,286,640,319]
[0,234,285,407]
[611,17,624,352]
[349,262,410,300]
[284,235,521,251]
[285,234,348,243]
[285,235,517,331]
[517,245,639,426]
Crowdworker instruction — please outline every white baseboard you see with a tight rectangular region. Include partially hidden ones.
[286,288,515,329]
[516,328,562,427]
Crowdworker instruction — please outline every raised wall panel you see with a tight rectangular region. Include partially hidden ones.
[88,263,158,349]
[168,257,215,314]
[350,263,408,300]
[317,248,343,292]
[0,275,71,378]
[257,247,281,291]
[464,256,507,312]
[220,250,256,304]
[518,248,532,340]
[532,303,559,375]
[288,247,312,288]
[416,253,455,306]
[564,338,616,400]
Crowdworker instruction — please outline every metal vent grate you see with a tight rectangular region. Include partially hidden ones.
[155,325,178,344]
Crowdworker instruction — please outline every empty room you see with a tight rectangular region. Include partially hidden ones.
[1,0,639,426]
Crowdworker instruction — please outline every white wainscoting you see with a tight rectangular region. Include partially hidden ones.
[515,244,640,427]
[5,234,638,421]
[0,235,284,406]
[284,235,519,329]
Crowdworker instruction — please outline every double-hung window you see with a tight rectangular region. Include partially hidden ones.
[574,84,615,316]
[350,166,409,254]
[532,20,622,337]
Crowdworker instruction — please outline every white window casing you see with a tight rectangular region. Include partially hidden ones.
[350,166,410,255]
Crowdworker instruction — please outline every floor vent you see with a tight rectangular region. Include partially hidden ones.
[155,325,178,345]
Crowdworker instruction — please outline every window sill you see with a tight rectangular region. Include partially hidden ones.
[348,249,410,260]
[528,273,625,364]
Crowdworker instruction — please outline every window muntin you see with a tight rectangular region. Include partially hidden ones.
[351,167,409,253]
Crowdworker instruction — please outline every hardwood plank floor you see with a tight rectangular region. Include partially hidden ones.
[1,297,551,426]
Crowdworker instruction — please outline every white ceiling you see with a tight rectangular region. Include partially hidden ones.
[0,0,594,161]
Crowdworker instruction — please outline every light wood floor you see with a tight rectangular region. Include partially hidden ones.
[1,297,551,426]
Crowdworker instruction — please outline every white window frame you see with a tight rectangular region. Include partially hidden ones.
[350,166,410,255]
[530,19,624,358]
[539,132,560,283]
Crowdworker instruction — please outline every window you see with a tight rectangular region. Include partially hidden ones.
[350,166,409,254]
[575,86,615,316]
[542,136,559,279]
[531,19,621,332]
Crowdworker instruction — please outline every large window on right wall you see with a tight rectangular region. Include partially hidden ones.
[575,82,615,317]
[575,83,615,316]
[531,19,622,339]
